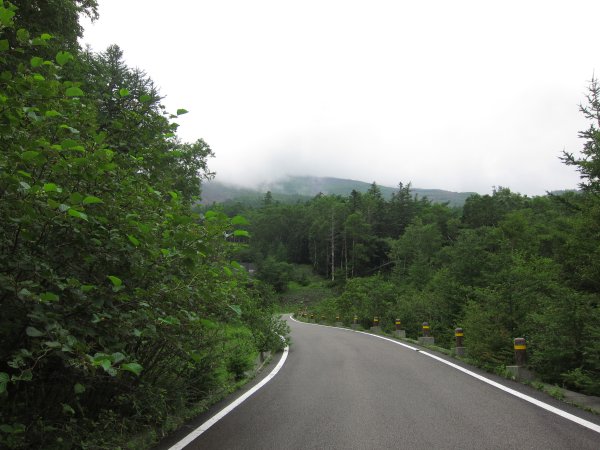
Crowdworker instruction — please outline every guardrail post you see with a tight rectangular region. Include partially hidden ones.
[394,318,406,338]
[418,321,435,345]
[351,315,358,330]
[454,327,466,356]
[310,313,315,323]
[335,314,343,327]
[506,337,534,381]
[370,316,381,333]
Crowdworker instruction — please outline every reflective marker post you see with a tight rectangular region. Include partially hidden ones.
[370,316,381,333]
[418,321,435,345]
[514,338,527,366]
[394,318,406,338]
[506,337,534,381]
[351,315,359,330]
[454,327,466,357]
[422,322,430,337]
[335,315,343,327]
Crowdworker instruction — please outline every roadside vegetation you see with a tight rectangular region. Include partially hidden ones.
[0,2,287,448]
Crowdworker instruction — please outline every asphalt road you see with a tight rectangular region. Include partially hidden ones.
[163,316,600,449]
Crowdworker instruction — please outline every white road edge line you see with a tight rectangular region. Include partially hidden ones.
[168,345,290,450]
[290,315,600,434]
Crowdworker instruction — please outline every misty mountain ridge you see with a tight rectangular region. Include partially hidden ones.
[201,176,476,207]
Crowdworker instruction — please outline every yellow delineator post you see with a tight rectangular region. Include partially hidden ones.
[351,315,358,329]
[394,318,406,338]
[370,316,381,333]
[506,337,534,381]
[418,322,434,345]
[455,327,466,357]
[455,328,464,347]
[422,322,430,337]
[514,337,527,366]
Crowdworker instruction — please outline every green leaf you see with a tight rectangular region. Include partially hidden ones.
[65,86,84,97]
[40,292,59,302]
[45,110,61,117]
[43,341,61,349]
[59,124,80,134]
[176,108,188,115]
[20,150,39,161]
[107,276,122,287]
[30,57,43,68]
[16,28,29,43]
[19,181,31,191]
[74,383,85,394]
[0,7,15,26]
[69,192,83,204]
[111,352,125,364]
[26,327,44,337]
[158,316,180,325]
[43,183,61,193]
[228,304,242,316]
[0,40,8,52]
[67,208,88,221]
[62,404,75,415]
[33,74,45,81]
[55,51,73,66]
[139,94,151,103]
[233,230,250,237]
[82,196,103,204]
[168,191,178,200]
[127,235,139,246]
[119,88,130,97]
[41,33,52,41]
[121,362,143,376]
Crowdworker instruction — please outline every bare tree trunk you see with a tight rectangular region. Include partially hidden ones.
[330,209,335,281]
[344,229,348,279]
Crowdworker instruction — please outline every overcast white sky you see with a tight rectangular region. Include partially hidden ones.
[81,0,599,196]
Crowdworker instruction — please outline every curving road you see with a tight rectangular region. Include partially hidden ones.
[160,316,600,449]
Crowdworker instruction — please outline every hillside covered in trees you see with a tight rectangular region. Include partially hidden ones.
[0,1,287,448]
[201,175,476,207]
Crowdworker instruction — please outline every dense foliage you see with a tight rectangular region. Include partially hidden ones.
[0,2,287,448]
[232,90,600,396]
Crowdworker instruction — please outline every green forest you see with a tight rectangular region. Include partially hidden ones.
[1,1,600,448]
